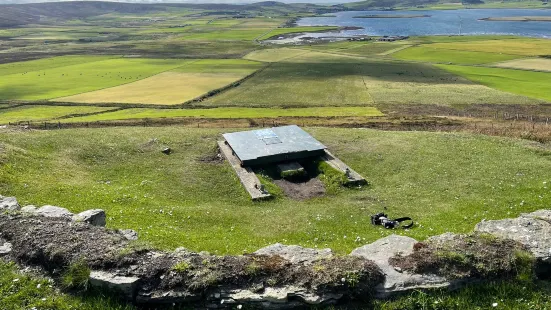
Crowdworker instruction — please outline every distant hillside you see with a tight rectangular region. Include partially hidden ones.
[0,1,331,27]
[0,1,171,27]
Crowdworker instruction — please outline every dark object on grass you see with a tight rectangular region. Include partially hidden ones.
[162,147,172,155]
[371,213,413,229]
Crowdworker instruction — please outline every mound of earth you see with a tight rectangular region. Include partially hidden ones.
[274,177,326,200]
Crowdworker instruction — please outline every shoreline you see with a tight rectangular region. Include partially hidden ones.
[479,16,551,22]
[262,26,363,42]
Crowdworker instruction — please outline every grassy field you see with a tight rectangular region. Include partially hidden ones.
[439,65,551,102]
[494,58,551,72]
[428,38,551,56]
[304,40,412,57]
[58,59,264,105]
[204,50,541,107]
[0,106,117,124]
[1,127,550,254]
[57,107,383,123]
[393,46,521,65]
[0,55,114,76]
[0,58,192,101]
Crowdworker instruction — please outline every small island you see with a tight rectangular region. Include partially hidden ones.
[354,14,431,19]
[479,16,551,22]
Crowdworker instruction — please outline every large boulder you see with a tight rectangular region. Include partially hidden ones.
[254,243,332,264]
[351,235,450,298]
[0,196,20,211]
[35,205,73,219]
[475,209,551,276]
[89,271,140,300]
[73,209,106,227]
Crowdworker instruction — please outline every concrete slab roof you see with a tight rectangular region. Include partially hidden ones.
[222,125,327,166]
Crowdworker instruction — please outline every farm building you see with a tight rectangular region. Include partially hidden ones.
[218,125,366,200]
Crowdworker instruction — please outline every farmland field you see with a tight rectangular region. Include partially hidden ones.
[0,105,118,124]
[205,50,541,107]
[59,59,264,105]
[428,38,551,56]
[243,48,310,62]
[57,107,383,123]
[0,55,114,76]
[494,58,551,72]
[393,46,521,64]
[1,127,550,254]
[0,58,192,100]
[439,65,551,102]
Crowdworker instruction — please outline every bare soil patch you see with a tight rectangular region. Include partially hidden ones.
[274,177,326,200]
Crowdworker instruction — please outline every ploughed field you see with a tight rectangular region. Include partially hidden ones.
[1,127,550,254]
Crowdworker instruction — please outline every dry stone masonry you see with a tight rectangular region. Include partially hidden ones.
[0,194,550,308]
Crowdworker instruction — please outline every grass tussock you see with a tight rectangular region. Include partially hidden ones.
[62,260,91,291]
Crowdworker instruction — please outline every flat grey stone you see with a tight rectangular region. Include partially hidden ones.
[0,242,12,255]
[475,210,551,261]
[35,205,73,219]
[254,243,332,264]
[136,290,200,303]
[73,209,106,227]
[119,229,138,241]
[351,234,450,298]
[0,197,20,211]
[226,287,341,306]
[89,271,140,300]
[20,205,37,213]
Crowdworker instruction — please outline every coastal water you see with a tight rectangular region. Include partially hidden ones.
[296,9,551,38]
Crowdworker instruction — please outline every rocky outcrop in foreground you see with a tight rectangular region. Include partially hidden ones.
[0,194,549,308]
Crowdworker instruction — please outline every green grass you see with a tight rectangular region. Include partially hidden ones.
[0,106,118,124]
[428,38,551,56]
[374,280,551,309]
[393,46,521,65]
[57,59,264,105]
[0,261,131,310]
[412,35,523,44]
[438,65,551,102]
[178,26,338,41]
[1,127,550,255]
[171,59,264,74]
[206,51,540,107]
[60,107,383,123]
[0,55,114,76]
[180,28,274,41]
[0,58,193,101]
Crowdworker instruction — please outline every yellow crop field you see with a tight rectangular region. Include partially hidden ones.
[428,39,551,56]
[59,72,247,105]
[58,59,263,105]
[494,58,551,72]
[243,48,310,63]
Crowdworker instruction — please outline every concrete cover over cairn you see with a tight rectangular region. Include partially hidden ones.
[223,125,326,166]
